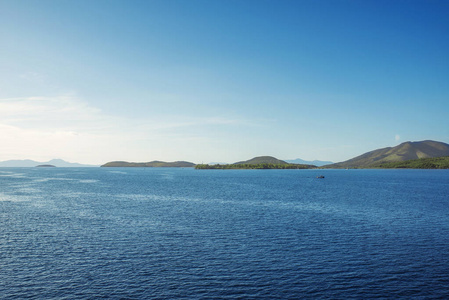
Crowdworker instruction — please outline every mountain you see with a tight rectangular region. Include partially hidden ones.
[285,158,333,167]
[234,156,289,165]
[101,161,196,167]
[326,140,449,168]
[46,159,98,167]
[0,159,98,167]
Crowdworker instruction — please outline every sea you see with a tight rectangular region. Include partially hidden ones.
[1,167,449,299]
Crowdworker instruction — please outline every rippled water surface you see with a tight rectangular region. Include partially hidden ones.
[1,168,449,298]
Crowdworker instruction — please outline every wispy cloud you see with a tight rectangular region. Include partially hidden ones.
[0,96,249,130]
[395,134,401,141]
[0,96,255,163]
[19,72,46,84]
[0,96,102,125]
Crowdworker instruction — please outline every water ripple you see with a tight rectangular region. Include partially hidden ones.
[1,168,449,298]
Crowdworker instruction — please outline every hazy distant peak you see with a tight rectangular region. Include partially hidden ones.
[285,158,333,167]
[0,159,98,167]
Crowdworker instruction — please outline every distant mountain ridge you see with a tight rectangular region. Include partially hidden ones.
[0,159,97,167]
[101,161,195,167]
[285,158,333,167]
[326,140,449,168]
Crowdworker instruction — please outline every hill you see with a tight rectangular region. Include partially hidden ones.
[234,156,289,165]
[195,156,316,169]
[326,140,449,168]
[0,159,97,167]
[373,156,449,169]
[101,161,195,167]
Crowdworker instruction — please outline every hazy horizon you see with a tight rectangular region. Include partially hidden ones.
[1,0,448,165]
[0,155,334,166]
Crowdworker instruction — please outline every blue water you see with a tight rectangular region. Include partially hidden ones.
[1,168,449,298]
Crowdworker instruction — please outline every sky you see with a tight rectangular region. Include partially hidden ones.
[0,0,448,165]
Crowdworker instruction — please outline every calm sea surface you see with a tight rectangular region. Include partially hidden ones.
[1,167,449,299]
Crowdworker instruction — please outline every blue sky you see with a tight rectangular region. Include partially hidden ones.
[0,0,448,164]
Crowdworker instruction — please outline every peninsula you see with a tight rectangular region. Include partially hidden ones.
[323,140,449,169]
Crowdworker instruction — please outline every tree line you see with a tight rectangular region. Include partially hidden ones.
[195,163,315,169]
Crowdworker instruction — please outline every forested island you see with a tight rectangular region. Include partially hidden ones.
[195,163,315,169]
[195,156,316,170]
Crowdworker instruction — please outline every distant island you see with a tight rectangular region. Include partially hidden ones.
[36,164,56,168]
[101,161,196,168]
[195,156,316,170]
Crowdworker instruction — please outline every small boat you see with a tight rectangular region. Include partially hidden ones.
[317,175,325,179]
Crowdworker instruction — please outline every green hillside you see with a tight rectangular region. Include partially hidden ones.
[234,156,289,165]
[326,140,449,168]
[373,156,449,169]
[101,161,195,167]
